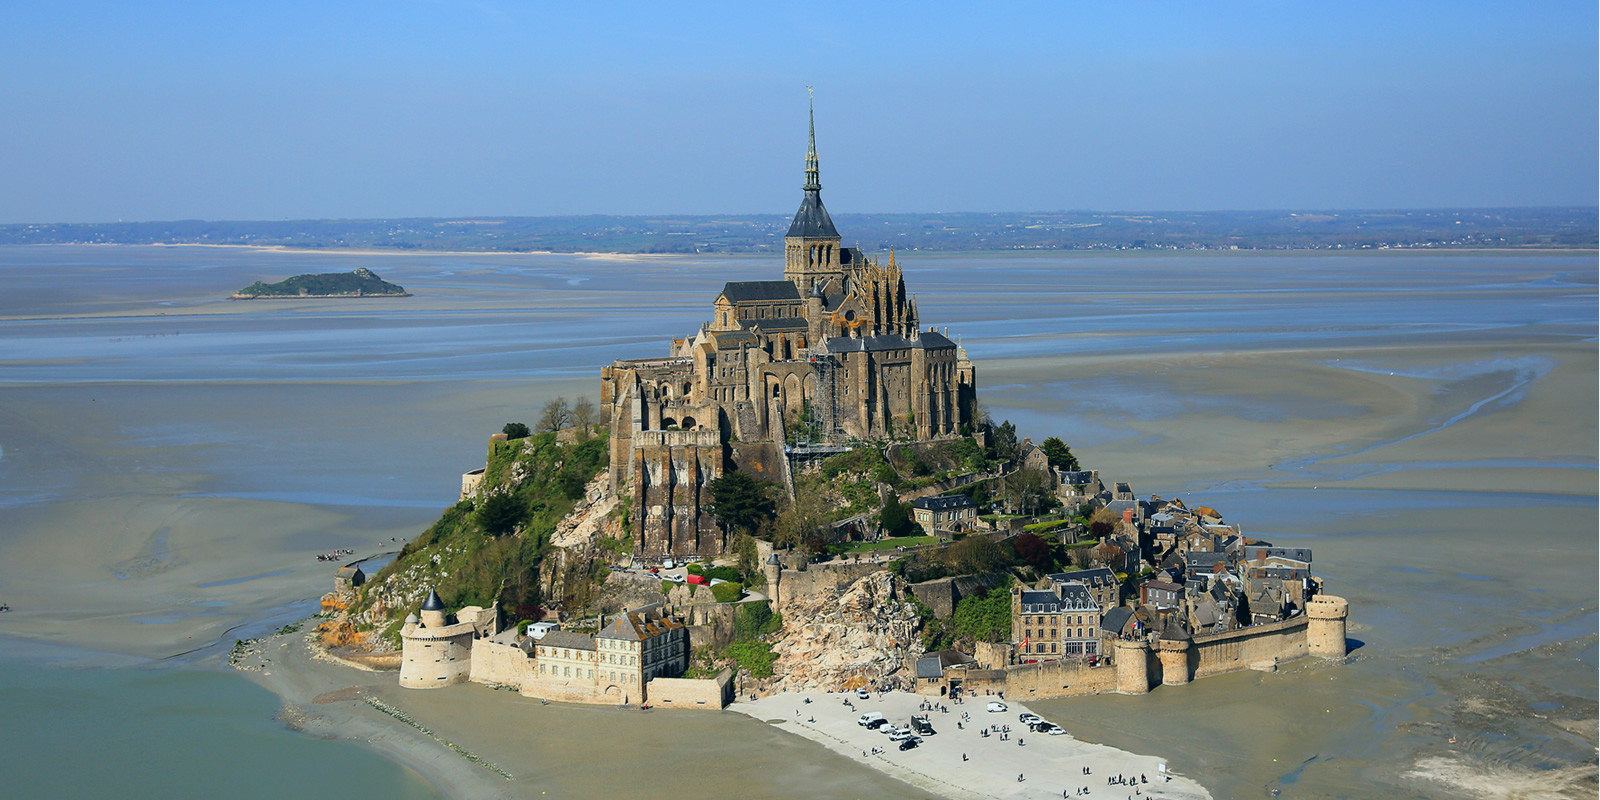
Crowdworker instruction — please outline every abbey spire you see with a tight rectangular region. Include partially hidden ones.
[785,89,842,289]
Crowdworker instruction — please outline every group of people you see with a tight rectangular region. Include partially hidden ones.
[315,548,354,562]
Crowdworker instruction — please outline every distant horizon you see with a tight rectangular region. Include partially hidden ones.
[7,204,1597,229]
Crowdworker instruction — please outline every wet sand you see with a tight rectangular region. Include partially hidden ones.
[243,630,946,800]
[0,246,1593,798]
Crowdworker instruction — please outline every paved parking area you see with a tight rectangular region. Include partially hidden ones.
[731,690,1210,800]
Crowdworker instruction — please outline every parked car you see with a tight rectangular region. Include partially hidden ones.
[1044,724,1067,736]
[857,712,884,727]
[664,574,686,583]
[1019,713,1042,725]
[986,701,1008,712]
[899,737,921,750]
[889,728,915,742]
[856,688,870,700]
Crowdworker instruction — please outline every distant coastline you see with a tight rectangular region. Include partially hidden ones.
[3,207,1593,253]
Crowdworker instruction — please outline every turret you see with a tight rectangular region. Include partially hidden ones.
[1156,617,1192,685]
[763,553,783,611]
[1306,595,1349,658]
[420,587,447,628]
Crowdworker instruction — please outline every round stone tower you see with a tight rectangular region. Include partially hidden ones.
[1157,639,1191,686]
[1113,638,1150,695]
[399,589,475,689]
[1306,595,1350,659]
[1155,617,1193,686]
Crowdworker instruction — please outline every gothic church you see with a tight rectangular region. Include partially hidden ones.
[600,105,978,558]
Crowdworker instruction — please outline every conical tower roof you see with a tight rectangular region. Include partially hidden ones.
[421,588,445,611]
[786,91,839,240]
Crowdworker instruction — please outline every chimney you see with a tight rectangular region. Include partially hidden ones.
[1122,508,1135,525]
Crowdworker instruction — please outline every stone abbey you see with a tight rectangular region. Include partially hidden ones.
[601,106,978,559]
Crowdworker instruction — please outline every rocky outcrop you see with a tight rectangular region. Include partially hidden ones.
[766,570,924,693]
[550,473,619,549]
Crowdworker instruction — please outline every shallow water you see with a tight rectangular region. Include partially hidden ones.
[0,245,1594,798]
[0,641,440,800]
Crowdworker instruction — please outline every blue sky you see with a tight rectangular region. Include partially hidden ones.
[2,1,1595,222]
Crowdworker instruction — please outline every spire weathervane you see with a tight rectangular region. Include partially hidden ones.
[804,87,820,192]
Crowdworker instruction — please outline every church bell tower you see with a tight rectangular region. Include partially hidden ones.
[784,92,844,293]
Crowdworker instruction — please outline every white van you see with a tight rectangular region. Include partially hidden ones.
[857,712,885,727]
[986,701,1008,712]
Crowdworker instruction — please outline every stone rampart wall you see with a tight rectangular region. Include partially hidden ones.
[777,562,887,605]
[1004,660,1120,699]
[647,669,733,710]
[468,639,536,690]
[1190,615,1309,679]
[520,675,633,706]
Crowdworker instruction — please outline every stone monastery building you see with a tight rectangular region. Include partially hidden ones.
[601,104,978,559]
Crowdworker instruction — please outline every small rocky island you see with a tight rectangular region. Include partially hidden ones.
[232,268,409,299]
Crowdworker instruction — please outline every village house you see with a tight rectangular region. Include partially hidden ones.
[910,493,978,536]
[1046,567,1120,611]
[1011,581,1102,661]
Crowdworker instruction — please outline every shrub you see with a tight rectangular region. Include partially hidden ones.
[727,640,777,678]
[711,582,743,603]
[502,422,530,439]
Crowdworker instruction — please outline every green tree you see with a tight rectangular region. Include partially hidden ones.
[502,422,530,440]
[707,471,777,539]
[1039,436,1079,471]
[879,495,917,537]
[987,419,1019,463]
[476,493,523,537]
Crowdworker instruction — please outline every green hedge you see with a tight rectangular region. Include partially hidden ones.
[711,582,743,603]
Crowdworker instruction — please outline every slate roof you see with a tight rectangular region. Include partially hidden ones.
[739,317,809,333]
[787,189,840,239]
[1019,589,1064,612]
[1100,607,1134,636]
[539,630,596,651]
[710,330,759,349]
[1047,568,1117,589]
[824,332,957,353]
[1245,545,1313,564]
[1054,581,1098,609]
[421,588,445,611]
[912,494,976,512]
[915,655,945,679]
[720,281,801,303]
[1060,471,1095,485]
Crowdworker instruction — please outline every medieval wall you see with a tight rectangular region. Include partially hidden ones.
[775,561,886,606]
[468,639,536,690]
[1003,659,1121,699]
[646,669,734,710]
[1190,615,1309,679]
